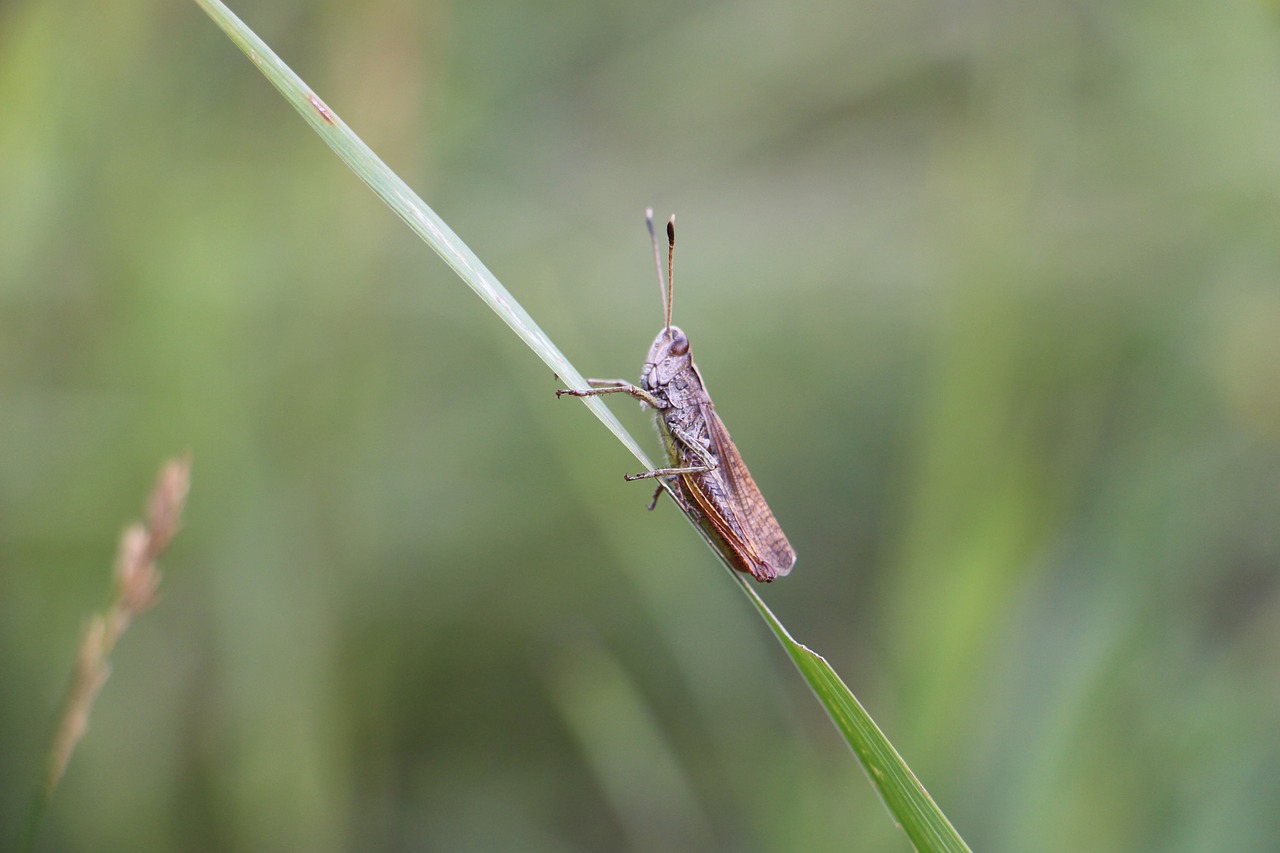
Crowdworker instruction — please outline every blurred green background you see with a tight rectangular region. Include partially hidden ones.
[4,0,1280,850]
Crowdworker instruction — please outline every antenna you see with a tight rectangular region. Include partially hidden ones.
[646,209,667,332]
[665,215,675,336]
[645,210,678,339]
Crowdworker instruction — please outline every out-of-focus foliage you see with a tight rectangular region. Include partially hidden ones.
[2,0,1278,850]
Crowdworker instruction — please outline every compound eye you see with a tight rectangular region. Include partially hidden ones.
[669,332,689,355]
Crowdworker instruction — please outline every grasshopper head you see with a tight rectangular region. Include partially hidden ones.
[642,325,691,389]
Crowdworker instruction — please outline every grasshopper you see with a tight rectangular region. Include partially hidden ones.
[558,211,796,582]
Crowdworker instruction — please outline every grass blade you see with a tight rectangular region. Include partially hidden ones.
[743,579,970,852]
[191,2,972,848]
[189,0,652,470]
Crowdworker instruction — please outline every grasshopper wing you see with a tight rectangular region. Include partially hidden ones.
[690,403,796,581]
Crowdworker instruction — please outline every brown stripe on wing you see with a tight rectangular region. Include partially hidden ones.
[700,403,796,578]
[681,463,776,581]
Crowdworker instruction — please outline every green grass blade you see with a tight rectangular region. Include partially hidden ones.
[192,2,972,849]
[741,576,971,852]
[189,0,653,471]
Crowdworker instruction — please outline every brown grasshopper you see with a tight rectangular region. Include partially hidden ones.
[558,211,796,582]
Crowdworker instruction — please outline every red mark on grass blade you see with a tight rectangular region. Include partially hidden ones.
[308,93,335,124]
